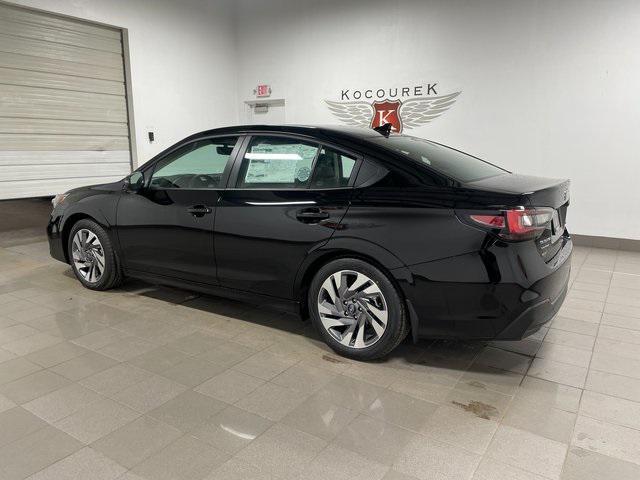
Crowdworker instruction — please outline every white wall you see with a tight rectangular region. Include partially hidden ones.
[234,0,640,240]
[11,0,239,166]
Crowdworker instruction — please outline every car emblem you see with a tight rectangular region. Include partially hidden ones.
[325,91,461,133]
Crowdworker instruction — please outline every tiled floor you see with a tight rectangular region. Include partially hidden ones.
[1,227,640,479]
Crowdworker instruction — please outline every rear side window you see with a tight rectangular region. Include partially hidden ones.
[371,135,507,182]
[309,147,357,188]
[237,136,319,189]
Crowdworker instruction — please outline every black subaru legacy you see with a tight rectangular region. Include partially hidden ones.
[47,125,571,360]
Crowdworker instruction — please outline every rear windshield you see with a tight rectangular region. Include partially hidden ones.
[370,135,508,182]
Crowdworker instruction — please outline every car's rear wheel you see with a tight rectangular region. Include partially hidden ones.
[68,219,123,290]
[309,258,409,360]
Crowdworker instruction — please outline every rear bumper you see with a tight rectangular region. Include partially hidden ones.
[401,234,572,340]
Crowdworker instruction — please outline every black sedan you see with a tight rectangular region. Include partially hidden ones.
[47,125,572,360]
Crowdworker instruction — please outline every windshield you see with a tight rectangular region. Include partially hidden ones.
[371,135,508,182]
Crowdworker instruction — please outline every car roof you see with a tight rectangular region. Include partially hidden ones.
[188,124,388,142]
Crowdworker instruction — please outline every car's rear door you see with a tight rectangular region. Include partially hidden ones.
[116,136,239,284]
[214,134,359,299]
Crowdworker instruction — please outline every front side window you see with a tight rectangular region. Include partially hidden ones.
[150,137,237,189]
[237,136,319,189]
[310,147,357,188]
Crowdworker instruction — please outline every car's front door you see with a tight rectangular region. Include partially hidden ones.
[116,136,239,284]
[214,135,359,298]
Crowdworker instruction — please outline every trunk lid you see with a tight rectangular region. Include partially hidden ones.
[466,173,570,262]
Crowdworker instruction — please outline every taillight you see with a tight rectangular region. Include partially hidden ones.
[465,208,553,241]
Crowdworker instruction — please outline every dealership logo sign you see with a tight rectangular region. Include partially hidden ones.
[325,84,460,133]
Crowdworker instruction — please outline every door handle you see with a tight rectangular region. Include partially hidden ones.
[187,205,212,217]
[296,208,330,223]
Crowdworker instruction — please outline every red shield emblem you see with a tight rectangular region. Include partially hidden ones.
[370,100,402,133]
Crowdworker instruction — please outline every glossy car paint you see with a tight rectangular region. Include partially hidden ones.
[47,125,572,342]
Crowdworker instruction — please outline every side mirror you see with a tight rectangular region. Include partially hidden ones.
[125,171,144,192]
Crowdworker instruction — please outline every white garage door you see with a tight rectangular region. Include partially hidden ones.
[0,3,132,200]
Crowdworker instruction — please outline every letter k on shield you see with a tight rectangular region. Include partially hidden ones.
[370,100,402,133]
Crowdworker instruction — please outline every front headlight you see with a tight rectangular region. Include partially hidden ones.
[52,193,69,209]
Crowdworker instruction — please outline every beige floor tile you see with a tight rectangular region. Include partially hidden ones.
[166,332,225,356]
[191,404,272,454]
[282,392,357,441]
[148,390,226,432]
[0,392,16,413]
[2,332,63,356]
[602,313,640,330]
[444,384,512,420]
[235,381,309,421]
[271,362,337,394]
[595,337,640,359]
[544,328,596,350]
[562,298,604,313]
[132,435,229,480]
[23,383,103,423]
[366,389,438,432]
[92,416,182,469]
[503,396,576,443]
[6,305,55,323]
[26,446,127,480]
[0,406,48,447]
[333,414,417,465]
[393,434,481,480]
[457,366,524,395]
[160,357,227,388]
[205,458,277,480]
[562,446,640,480]
[580,390,640,430]
[71,328,130,351]
[128,346,191,374]
[233,351,299,381]
[472,457,547,480]
[590,350,640,379]
[235,423,326,478]
[486,425,568,479]
[195,369,264,404]
[301,443,389,480]
[598,324,640,345]
[535,342,593,368]
[316,374,383,411]
[555,307,602,324]
[605,303,640,319]
[585,369,640,403]
[25,341,89,368]
[0,425,82,480]
[528,357,588,388]
[50,351,119,381]
[196,340,257,369]
[572,415,640,465]
[421,404,498,454]
[551,316,599,336]
[80,363,151,397]
[54,398,140,443]
[0,323,39,344]
[0,370,70,404]
[111,374,186,414]
[97,336,157,362]
[382,469,421,480]
[471,347,531,373]
[0,346,17,364]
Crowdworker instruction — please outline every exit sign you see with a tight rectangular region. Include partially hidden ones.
[255,84,271,97]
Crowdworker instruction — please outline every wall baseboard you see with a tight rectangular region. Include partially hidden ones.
[572,234,640,252]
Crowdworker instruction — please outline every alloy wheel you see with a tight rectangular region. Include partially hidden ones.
[317,269,388,349]
[71,228,106,283]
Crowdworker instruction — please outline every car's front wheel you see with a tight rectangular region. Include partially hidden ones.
[68,219,123,290]
[309,258,409,360]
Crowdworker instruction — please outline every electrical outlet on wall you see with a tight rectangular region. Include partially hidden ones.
[146,126,155,143]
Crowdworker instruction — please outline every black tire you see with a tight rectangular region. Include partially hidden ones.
[308,258,409,360]
[67,219,123,291]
